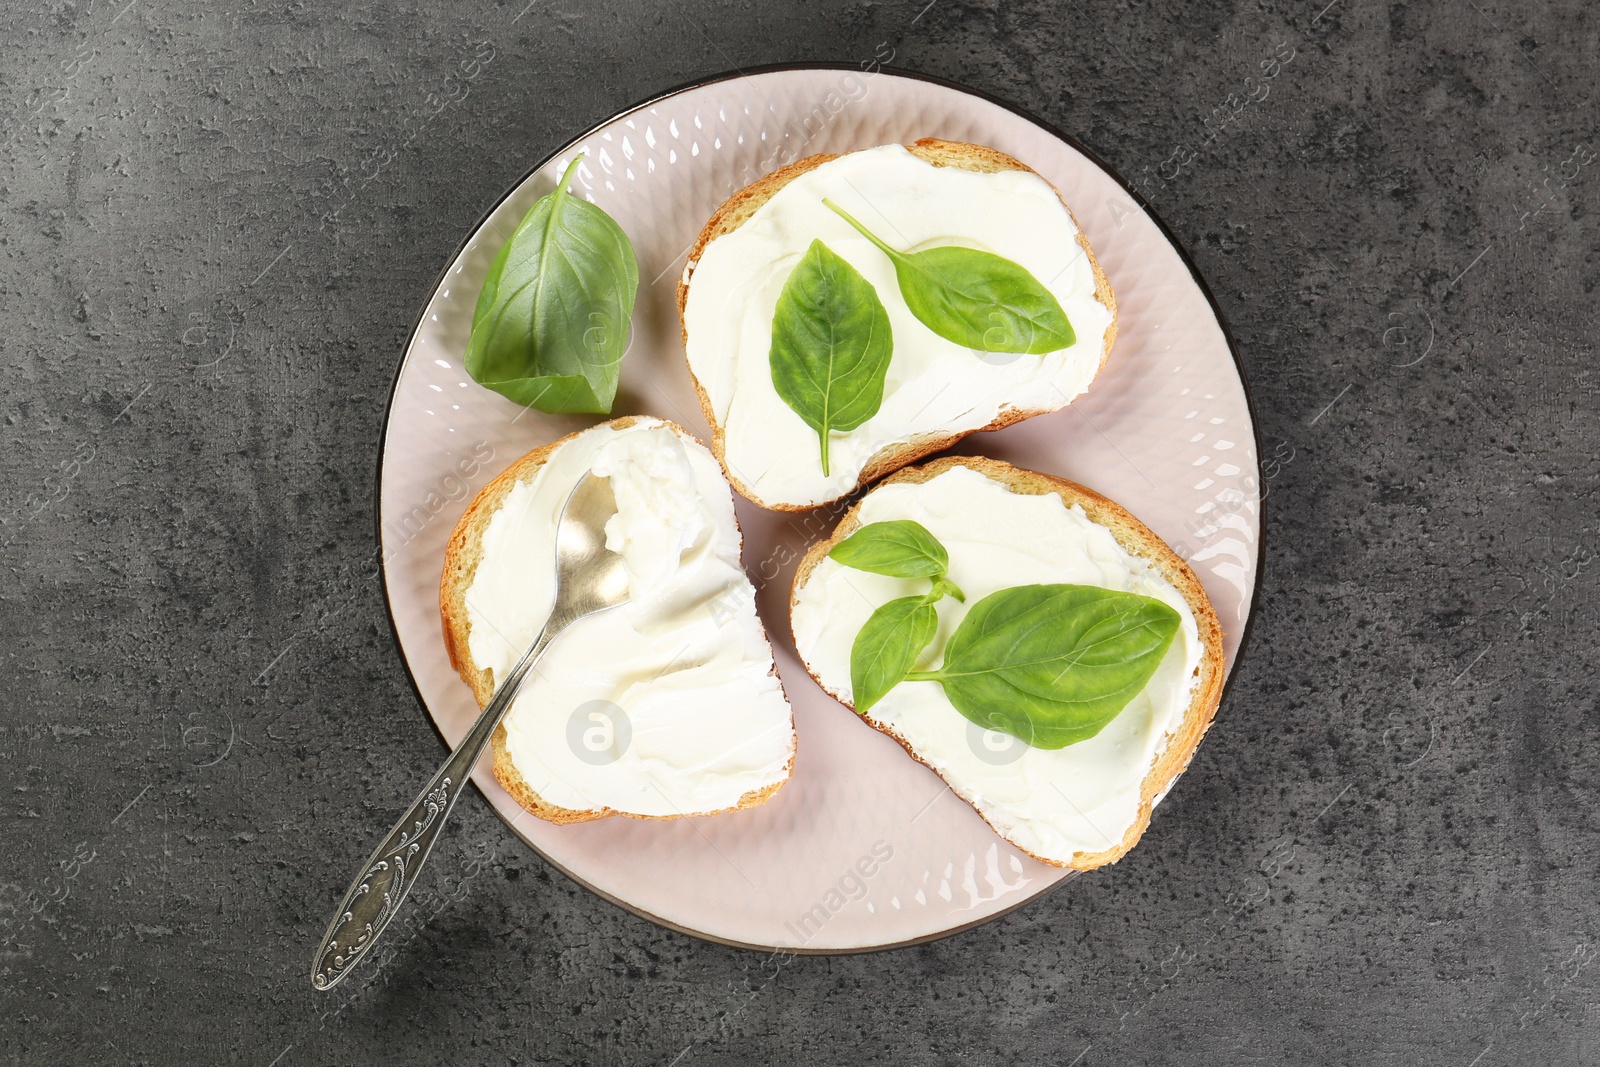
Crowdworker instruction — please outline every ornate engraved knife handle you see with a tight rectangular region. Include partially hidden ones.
[312,625,555,991]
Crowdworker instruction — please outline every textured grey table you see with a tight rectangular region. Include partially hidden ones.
[3,1,1597,1064]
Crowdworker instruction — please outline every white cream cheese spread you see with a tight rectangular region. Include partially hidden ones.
[464,419,794,817]
[683,144,1115,508]
[791,465,1201,864]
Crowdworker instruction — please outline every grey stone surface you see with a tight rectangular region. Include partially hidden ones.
[1,0,1596,1063]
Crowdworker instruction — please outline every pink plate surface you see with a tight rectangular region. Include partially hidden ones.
[378,67,1259,951]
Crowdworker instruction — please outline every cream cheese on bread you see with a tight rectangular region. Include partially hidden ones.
[683,143,1115,509]
[791,464,1203,865]
[463,419,794,817]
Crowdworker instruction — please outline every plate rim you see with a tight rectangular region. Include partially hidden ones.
[371,61,1266,955]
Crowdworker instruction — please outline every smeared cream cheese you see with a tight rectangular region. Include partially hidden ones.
[791,465,1201,864]
[683,144,1115,509]
[464,419,794,817]
[589,431,706,595]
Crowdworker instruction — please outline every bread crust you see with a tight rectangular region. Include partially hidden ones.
[676,138,1120,512]
[439,415,796,824]
[787,456,1225,870]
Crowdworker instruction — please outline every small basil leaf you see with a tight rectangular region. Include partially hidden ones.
[850,595,940,713]
[824,198,1075,355]
[911,584,1180,749]
[465,155,640,414]
[768,239,894,476]
[829,520,949,580]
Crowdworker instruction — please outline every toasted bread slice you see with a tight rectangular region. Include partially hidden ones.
[789,456,1224,869]
[678,138,1118,512]
[441,416,795,824]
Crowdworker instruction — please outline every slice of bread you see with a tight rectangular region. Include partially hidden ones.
[441,416,795,824]
[677,138,1118,512]
[789,456,1224,869]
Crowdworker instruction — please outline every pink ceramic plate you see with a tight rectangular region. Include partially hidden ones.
[377,66,1260,952]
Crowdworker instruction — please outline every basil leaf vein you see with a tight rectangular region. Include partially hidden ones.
[823,198,1075,355]
[464,155,640,414]
[768,239,894,475]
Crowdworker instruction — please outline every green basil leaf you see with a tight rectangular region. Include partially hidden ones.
[851,595,940,713]
[465,155,640,414]
[829,520,949,580]
[824,198,1075,355]
[768,239,894,476]
[909,584,1180,749]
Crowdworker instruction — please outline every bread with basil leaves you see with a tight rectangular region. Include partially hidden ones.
[788,456,1223,869]
[441,416,796,825]
[677,138,1118,512]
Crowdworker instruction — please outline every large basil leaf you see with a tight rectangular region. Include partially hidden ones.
[824,198,1075,355]
[851,595,940,713]
[830,520,948,580]
[465,155,639,414]
[768,239,894,475]
[908,584,1180,748]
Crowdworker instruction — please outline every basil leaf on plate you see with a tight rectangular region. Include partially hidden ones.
[906,584,1180,749]
[851,595,941,713]
[768,239,894,476]
[464,155,640,414]
[830,520,950,582]
[823,198,1075,355]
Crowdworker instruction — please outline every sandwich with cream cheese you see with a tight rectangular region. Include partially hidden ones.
[441,416,796,823]
[789,456,1223,869]
[678,139,1118,511]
